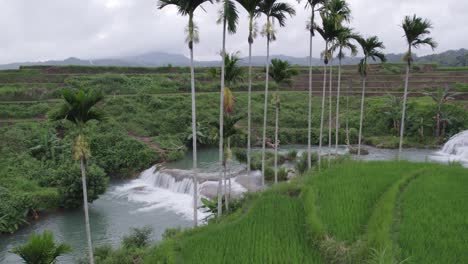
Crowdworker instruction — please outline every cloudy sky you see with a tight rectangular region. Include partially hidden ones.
[0,0,466,64]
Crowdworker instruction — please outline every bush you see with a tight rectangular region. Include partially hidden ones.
[232,148,247,163]
[55,162,108,209]
[277,167,288,181]
[12,230,71,264]
[264,166,275,181]
[296,153,318,175]
[123,226,153,249]
[286,150,298,161]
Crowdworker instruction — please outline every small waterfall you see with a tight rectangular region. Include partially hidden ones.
[439,130,468,161]
[139,166,194,195]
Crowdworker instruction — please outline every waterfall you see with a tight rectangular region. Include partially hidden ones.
[439,130,468,162]
[139,166,195,195]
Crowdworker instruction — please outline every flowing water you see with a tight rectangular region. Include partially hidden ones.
[1,140,468,263]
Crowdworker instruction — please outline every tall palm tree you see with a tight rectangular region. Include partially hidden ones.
[268,59,298,183]
[356,36,386,156]
[216,0,238,218]
[325,0,351,161]
[237,0,262,196]
[298,0,326,169]
[315,11,343,167]
[158,0,213,227]
[51,89,104,264]
[258,0,295,186]
[222,52,244,209]
[398,15,437,157]
[330,27,358,153]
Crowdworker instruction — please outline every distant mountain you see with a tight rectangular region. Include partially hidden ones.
[1,49,466,70]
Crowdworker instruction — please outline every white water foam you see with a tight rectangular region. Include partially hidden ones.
[432,130,468,166]
[113,166,208,221]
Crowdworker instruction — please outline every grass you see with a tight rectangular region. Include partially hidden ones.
[164,187,324,264]
[108,161,468,263]
[304,161,422,243]
[397,165,468,263]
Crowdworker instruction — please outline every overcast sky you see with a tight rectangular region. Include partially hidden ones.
[0,0,466,64]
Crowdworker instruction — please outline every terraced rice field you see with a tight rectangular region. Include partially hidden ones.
[151,161,468,263]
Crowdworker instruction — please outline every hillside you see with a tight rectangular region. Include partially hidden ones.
[0,49,466,69]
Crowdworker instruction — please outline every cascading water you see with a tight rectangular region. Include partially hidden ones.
[435,130,468,164]
[113,166,206,221]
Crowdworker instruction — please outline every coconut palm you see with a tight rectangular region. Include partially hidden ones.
[398,15,437,157]
[258,0,295,186]
[215,0,238,218]
[237,0,262,183]
[158,0,214,227]
[330,27,358,153]
[12,230,71,264]
[268,59,298,183]
[297,0,326,169]
[51,89,104,264]
[356,36,386,156]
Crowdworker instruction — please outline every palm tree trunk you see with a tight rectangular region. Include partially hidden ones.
[335,57,342,154]
[358,77,367,156]
[226,137,231,211]
[217,16,227,218]
[398,60,410,159]
[328,62,333,164]
[189,14,198,226]
[318,43,328,168]
[261,20,271,187]
[345,81,350,147]
[81,157,94,264]
[247,17,253,188]
[307,31,313,169]
[274,98,279,184]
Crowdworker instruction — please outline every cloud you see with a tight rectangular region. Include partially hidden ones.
[0,0,466,64]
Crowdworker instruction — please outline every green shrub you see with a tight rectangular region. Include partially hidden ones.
[123,226,153,249]
[12,230,71,264]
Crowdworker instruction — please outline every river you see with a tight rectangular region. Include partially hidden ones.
[0,144,464,263]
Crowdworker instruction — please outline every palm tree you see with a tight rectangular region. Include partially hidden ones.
[222,52,244,210]
[315,11,343,166]
[51,89,104,264]
[216,0,238,218]
[424,87,456,138]
[237,0,262,190]
[258,0,295,186]
[268,59,298,183]
[325,0,351,161]
[158,0,213,227]
[12,230,71,264]
[398,15,437,157]
[356,36,386,156]
[298,0,326,169]
[330,27,358,153]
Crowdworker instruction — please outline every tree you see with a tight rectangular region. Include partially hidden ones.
[297,0,326,169]
[382,94,403,135]
[330,27,358,153]
[51,89,104,264]
[268,59,298,183]
[158,0,214,227]
[237,0,262,195]
[398,15,437,158]
[356,36,386,156]
[258,0,295,186]
[315,10,345,166]
[424,87,457,138]
[221,53,244,211]
[12,230,71,264]
[324,0,351,162]
[216,0,238,218]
